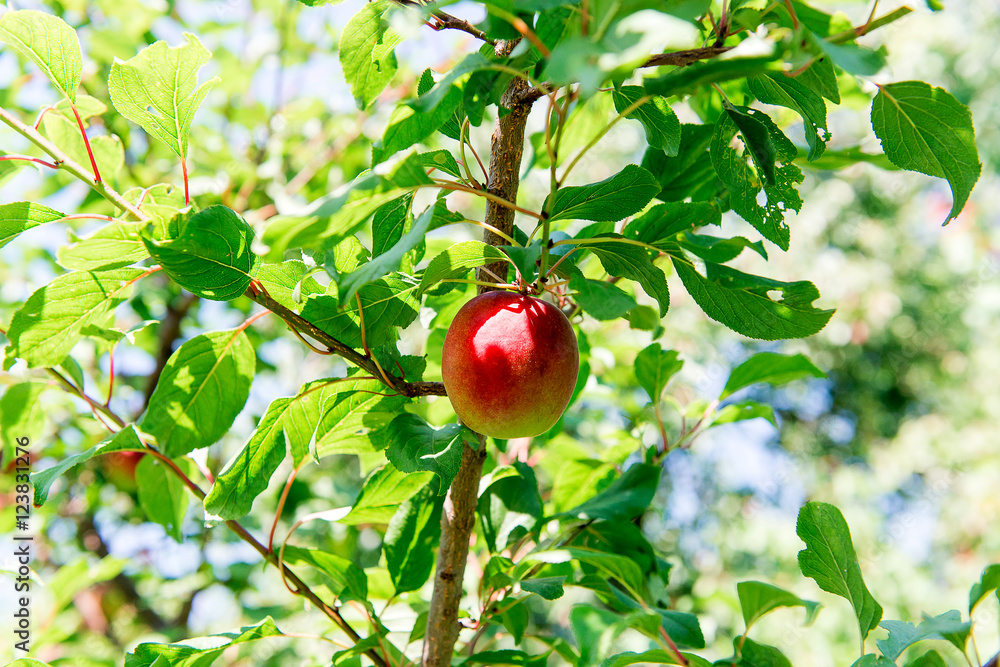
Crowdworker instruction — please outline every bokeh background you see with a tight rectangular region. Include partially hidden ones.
[1,0,997,665]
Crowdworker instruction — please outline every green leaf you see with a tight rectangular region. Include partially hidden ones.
[31,425,145,507]
[969,564,1000,613]
[904,651,948,667]
[281,546,368,603]
[588,236,670,316]
[5,268,145,368]
[498,600,530,643]
[877,612,971,662]
[601,650,707,667]
[41,112,124,179]
[261,189,411,259]
[712,107,803,251]
[125,618,283,667]
[371,192,414,257]
[54,94,106,120]
[58,221,150,270]
[748,72,830,161]
[312,374,411,459]
[644,55,777,98]
[710,401,777,427]
[461,650,547,667]
[736,581,821,629]
[341,465,435,525]
[143,205,260,301]
[384,481,442,593]
[374,84,464,163]
[480,463,543,552]
[382,413,472,489]
[0,202,65,249]
[521,576,566,600]
[420,150,463,179]
[140,329,256,457]
[519,547,646,601]
[108,33,219,160]
[623,201,721,248]
[629,609,705,650]
[642,124,720,203]
[255,260,327,311]
[563,463,661,523]
[736,637,791,667]
[817,39,886,76]
[0,10,82,101]
[1,383,47,464]
[612,86,681,154]
[204,398,291,520]
[300,274,419,350]
[871,81,981,223]
[793,55,840,104]
[547,164,660,223]
[339,203,435,305]
[722,352,826,398]
[340,1,401,109]
[136,455,189,542]
[672,259,834,340]
[570,275,637,321]
[796,501,883,641]
[634,343,683,403]
[418,241,510,293]
[676,233,767,264]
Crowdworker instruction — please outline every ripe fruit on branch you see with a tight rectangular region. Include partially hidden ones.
[442,290,579,439]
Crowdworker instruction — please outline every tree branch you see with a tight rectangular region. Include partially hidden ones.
[640,45,735,68]
[244,285,446,398]
[422,436,487,666]
[394,0,496,45]
[424,38,538,667]
[0,106,148,220]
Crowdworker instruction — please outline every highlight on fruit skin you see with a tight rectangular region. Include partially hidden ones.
[441,290,579,439]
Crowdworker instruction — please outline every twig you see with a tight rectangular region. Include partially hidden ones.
[639,45,735,68]
[0,106,146,220]
[394,0,496,45]
[70,102,102,184]
[244,286,446,398]
[46,373,391,667]
[0,154,61,169]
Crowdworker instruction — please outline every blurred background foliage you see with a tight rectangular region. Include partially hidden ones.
[0,0,997,665]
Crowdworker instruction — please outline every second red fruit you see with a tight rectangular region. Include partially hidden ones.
[441,290,579,439]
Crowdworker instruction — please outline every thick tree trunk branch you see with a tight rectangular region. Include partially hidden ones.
[422,437,488,665]
[476,72,532,287]
[424,39,537,667]
[243,287,446,398]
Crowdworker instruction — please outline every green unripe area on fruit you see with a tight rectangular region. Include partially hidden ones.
[441,290,580,439]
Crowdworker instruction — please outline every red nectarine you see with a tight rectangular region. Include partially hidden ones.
[441,290,579,438]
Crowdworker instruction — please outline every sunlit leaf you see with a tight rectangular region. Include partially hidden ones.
[797,502,883,641]
[0,10,81,101]
[143,205,260,301]
[871,81,981,223]
[108,33,219,160]
[140,329,256,457]
[5,268,145,368]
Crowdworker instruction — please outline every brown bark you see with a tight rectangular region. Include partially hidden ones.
[476,40,533,291]
[421,437,488,665]
[423,38,538,667]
